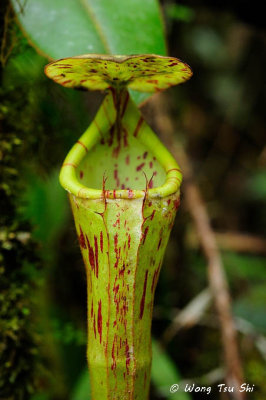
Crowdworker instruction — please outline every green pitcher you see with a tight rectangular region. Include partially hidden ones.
[45,53,192,400]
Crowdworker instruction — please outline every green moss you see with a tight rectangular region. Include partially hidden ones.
[0,27,46,395]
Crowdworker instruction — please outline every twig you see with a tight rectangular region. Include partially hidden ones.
[198,314,266,363]
[163,288,212,343]
[146,93,246,399]
[187,229,266,255]
[164,286,266,363]
[163,286,266,362]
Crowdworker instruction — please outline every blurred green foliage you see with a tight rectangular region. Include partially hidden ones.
[1,1,266,399]
[165,4,195,23]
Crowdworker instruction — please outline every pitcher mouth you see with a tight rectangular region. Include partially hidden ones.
[59,124,182,200]
[59,88,182,200]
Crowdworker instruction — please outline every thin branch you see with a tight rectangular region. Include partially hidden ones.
[198,314,266,363]
[164,286,266,364]
[147,93,246,399]
[163,288,212,343]
[187,229,266,255]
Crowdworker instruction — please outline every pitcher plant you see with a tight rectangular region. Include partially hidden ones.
[45,54,192,400]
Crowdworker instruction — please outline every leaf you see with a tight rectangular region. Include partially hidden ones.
[21,169,69,245]
[223,252,266,333]
[11,0,167,104]
[233,286,266,334]
[71,368,91,400]
[152,340,192,400]
[3,48,45,86]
